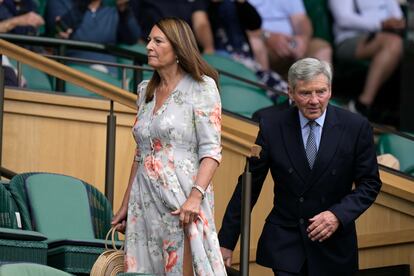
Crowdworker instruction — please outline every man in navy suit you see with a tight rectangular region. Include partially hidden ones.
[218,58,381,276]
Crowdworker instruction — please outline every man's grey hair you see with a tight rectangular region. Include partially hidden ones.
[288,58,332,90]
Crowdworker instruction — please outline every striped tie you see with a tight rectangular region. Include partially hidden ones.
[306,121,317,169]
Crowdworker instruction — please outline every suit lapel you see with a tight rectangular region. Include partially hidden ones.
[305,105,342,191]
[281,108,310,185]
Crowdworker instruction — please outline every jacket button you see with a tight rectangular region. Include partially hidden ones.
[299,218,304,224]
[332,169,337,175]
[299,197,304,203]
[288,168,294,174]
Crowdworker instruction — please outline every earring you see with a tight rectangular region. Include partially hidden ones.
[176,56,179,64]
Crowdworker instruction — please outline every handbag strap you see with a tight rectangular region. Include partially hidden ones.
[105,224,124,251]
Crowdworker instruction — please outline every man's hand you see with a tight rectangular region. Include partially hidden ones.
[382,18,406,32]
[16,12,44,28]
[116,0,129,13]
[291,36,308,59]
[220,247,233,267]
[57,28,73,39]
[307,211,339,242]
[265,32,295,58]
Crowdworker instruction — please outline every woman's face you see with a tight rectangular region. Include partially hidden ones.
[146,26,176,70]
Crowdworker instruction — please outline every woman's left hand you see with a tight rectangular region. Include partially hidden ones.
[171,192,203,227]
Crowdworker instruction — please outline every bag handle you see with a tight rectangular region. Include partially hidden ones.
[105,224,124,251]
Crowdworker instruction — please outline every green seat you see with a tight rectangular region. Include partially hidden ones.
[0,227,48,265]
[303,0,333,43]
[117,56,153,91]
[118,43,147,56]
[25,174,95,240]
[220,84,273,118]
[0,183,20,229]
[8,173,116,274]
[116,43,153,89]
[203,53,259,89]
[65,64,124,98]
[9,59,53,92]
[0,263,72,276]
[329,97,347,108]
[377,133,414,175]
[32,0,47,35]
[0,182,48,265]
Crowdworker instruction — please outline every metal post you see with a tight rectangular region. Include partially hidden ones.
[56,45,66,92]
[0,56,4,179]
[121,67,127,90]
[240,160,252,276]
[16,61,22,87]
[105,100,116,205]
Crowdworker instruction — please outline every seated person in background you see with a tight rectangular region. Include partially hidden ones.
[208,0,288,101]
[1,55,20,86]
[0,0,44,35]
[209,0,259,59]
[329,0,405,117]
[45,0,141,76]
[248,0,332,78]
[130,0,215,54]
[0,0,44,86]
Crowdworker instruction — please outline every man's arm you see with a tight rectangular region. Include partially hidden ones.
[307,118,381,242]
[45,0,71,34]
[290,13,312,59]
[329,119,382,228]
[192,10,215,54]
[328,0,382,32]
[0,12,44,33]
[218,120,271,262]
[116,0,142,44]
[246,29,270,70]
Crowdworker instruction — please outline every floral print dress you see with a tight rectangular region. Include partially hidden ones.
[125,74,227,276]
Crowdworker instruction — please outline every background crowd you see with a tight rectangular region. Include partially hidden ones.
[0,0,410,127]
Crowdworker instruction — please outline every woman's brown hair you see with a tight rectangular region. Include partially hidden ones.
[145,17,219,103]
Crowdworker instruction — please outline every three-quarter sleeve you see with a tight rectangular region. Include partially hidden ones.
[133,80,149,162]
[193,76,222,164]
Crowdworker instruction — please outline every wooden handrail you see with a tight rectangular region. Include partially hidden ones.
[0,39,136,109]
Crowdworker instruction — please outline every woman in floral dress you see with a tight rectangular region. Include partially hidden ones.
[112,17,227,275]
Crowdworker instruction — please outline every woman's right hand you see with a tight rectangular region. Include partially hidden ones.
[111,205,128,233]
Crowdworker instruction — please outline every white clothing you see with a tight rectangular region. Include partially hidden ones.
[249,0,305,35]
[329,0,403,44]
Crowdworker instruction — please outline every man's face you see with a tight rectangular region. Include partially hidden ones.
[288,74,331,120]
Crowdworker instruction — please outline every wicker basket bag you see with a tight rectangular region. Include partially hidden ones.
[90,225,124,276]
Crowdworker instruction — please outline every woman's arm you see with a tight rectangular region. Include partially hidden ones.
[171,76,222,226]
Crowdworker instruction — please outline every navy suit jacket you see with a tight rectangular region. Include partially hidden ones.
[218,104,381,276]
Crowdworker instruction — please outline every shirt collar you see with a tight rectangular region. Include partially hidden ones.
[299,108,327,130]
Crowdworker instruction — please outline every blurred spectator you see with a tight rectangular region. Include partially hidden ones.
[248,0,332,77]
[0,0,43,86]
[209,0,260,58]
[129,0,215,53]
[45,0,141,75]
[0,0,43,35]
[329,0,405,117]
[208,0,288,101]
[1,56,19,86]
